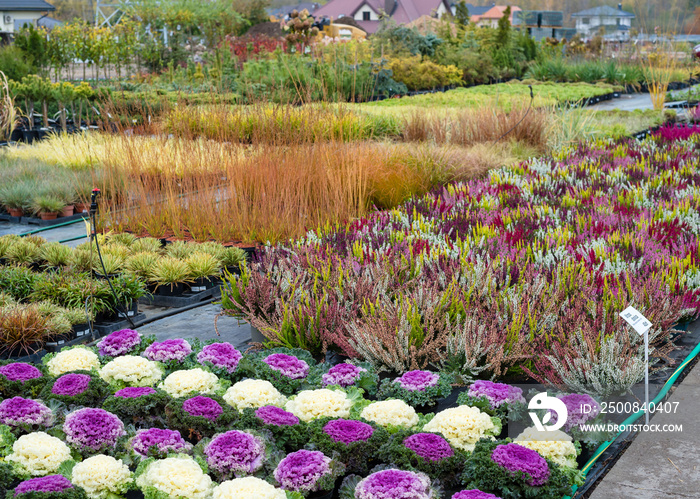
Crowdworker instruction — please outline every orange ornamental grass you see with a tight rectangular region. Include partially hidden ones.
[91,134,500,245]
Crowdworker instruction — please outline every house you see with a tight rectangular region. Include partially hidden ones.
[0,0,55,36]
[313,0,452,34]
[571,4,634,40]
[470,5,520,28]
[449,2,491,18]
[513,10,575,41]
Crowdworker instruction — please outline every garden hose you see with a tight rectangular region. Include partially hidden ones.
[567,339,700,498]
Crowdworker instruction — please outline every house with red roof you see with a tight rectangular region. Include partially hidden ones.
[313,0,452,34]
[470,4,520,28]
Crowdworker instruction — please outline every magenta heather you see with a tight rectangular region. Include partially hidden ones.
[452,490,502,499]
[98,328,141,357]
[404,433,454,462]
[131,428,192,457]
[182,396,223,421]
[0,363,42,383]
[262,353,309,379]
[114,386,157,398]
[0,397,52,427]
[322,363,366,387]
[490,443,550,486]
[63,408,125,452]
[255,405,299,426]
[51,373,91,396]
[204,430,266,476]
[13,475,74,496]
[197,342,242,373]
[467,380,525,409]
[323,419,373,444]
[394,370,439,391]
[143,339,192,362]
[274,449,331,492]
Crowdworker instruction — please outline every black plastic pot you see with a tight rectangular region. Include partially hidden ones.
[117,301,139,319]
[21,129,39,143]
[72,323,92,339]
[0,343,45,361]
[191,276,221,292]
[155,282,190,296]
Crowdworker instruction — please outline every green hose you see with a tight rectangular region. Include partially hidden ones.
[18,216,86,236]
[566,340,700,498]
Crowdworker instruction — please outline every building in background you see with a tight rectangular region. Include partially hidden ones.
[469,4,520,28]
[313,0,452,34]
[513,10,576,41]
[0,0,55,36]
[571,4,634,40]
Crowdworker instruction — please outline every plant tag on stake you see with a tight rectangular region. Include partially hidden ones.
[619,305,652,424]
[619,306,652,336]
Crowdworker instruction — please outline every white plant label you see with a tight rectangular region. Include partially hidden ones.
[619,306,652,336]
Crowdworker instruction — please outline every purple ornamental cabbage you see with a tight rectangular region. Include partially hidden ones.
[0,397,52,427]
[197,343,242,373]
[467,380,525,409]
[255,405,300,426]
[452,490,502,499]
[490,443,550,487]
[0,363,42,383]
[355,469,433,499]
[550,393,601,431]
[394,370,439,391]
[63,408,126,452]
[204,430,266,476]
[131,428,192,457]
[97,329,141,357]
[182,396,223,421]
[322,363,366,387]
[143,339,192,362]
[323,419,374,444]
[262,353,309,380]
[114,386,157,398]
[274,449,331,492]
[51,373,91,396]
[13,475,74,496]
[404,433,454,462]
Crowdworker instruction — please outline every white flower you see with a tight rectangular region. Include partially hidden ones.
[213,477,286,499]
[360,399,419,429]
[6,432,71,476]
[285,389,353,422]
[46,347,100,376]
[100,356,163,387]
[223,379,286,410]
[160,368,220,398]
[71,455,133,499]
[423,405,495,451]
[514,427,578,468]
[136,455,213,499]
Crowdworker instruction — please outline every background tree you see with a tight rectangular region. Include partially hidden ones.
[455,0,470,27]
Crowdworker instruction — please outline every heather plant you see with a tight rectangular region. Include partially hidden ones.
[222,135,700,391]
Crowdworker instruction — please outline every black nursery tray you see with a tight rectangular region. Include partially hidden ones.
[94,313,147,337]
[139,286,221,308]
[19,212,87,227]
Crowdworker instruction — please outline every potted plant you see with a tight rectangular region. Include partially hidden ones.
[150,256,193,296]
[39,242,73,269]
[186,251,222,292]
[221,246,247,274]
[32,195,65,221]
[0,181,33,218]
[124,251,159,281]
[5,238,41,267]
[0,303,52,359]
[92,252,125,279]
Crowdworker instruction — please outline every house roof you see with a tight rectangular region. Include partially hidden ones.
[0,0,55,10]
[314,0,451,29]
[457,3,492,17]
[472,5,520,22]
[571,5,634,18]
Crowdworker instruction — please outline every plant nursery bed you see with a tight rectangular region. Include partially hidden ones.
[138,286,221,308]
